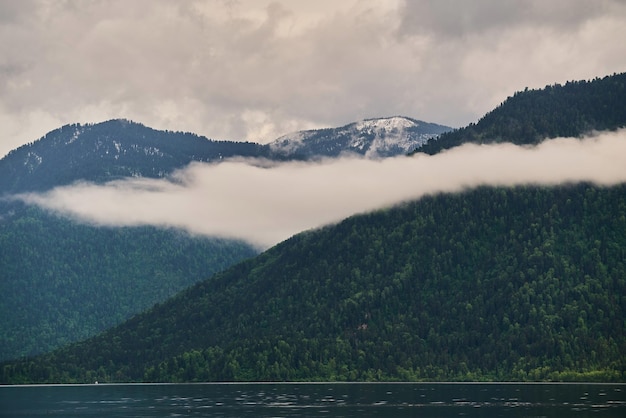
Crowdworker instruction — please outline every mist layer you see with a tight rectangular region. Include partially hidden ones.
[15,130,626,248]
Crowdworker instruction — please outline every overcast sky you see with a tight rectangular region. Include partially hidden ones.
[1,0,626,157]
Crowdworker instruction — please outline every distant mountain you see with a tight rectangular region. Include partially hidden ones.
[0,116,449,195]
[0,120,266,361]
[269,116,451,159]
[0,119,267,194]
[417,72,626,155]
[4,184,624,383]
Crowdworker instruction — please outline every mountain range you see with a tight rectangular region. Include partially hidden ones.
[1,72,625,382]
[0,115,450,362]
[0,116,451,195]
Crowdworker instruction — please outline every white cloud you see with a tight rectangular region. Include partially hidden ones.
[14,129,626,248]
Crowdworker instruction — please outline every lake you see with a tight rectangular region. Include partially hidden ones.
[1,382,624,417]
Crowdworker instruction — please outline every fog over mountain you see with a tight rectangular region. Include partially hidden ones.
[14,129,626,248]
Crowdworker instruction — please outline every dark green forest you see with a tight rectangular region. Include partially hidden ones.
[0,119,267,194]
[4,184,625,383]
[417,72,626,154]
[0,204,257,361]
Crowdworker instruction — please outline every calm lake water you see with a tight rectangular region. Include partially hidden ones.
[1,382,625,417]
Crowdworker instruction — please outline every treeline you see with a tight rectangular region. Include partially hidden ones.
[418,72,626,154]
[3,184,624,383]
[0,204,257,361]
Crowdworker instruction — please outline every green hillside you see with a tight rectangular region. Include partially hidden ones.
[4,184,625,383]
[0,204,257,361]
[0,119,261,361]
[417,72,626,154]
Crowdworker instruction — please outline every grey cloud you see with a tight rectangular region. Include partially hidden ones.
[397,0,621,38]
[0,0,38,24]
[14,129,626,248]
[1,0,626,158]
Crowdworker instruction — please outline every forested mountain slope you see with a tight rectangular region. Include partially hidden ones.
[0,114,447,362]
[417,72,626,154]
[0,119,266,194]
[4,183,624,383]
[0,204,257,361]
[0,119,266,361]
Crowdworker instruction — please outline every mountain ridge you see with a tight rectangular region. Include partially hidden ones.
[415,72,626,154]
[1,116,449,195]
[0,119,267,194]
[268,116,451,159]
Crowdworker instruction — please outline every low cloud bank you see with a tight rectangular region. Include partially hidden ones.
[14,130,626,248]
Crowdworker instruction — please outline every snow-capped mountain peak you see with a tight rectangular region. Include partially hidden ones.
[355,116,419,132]
[269,116,452,159]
